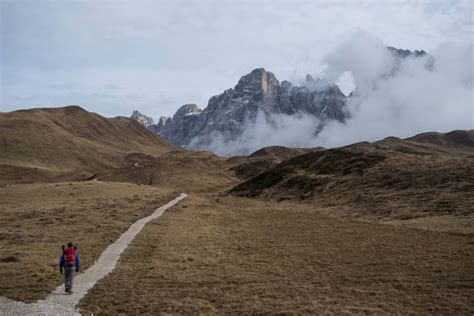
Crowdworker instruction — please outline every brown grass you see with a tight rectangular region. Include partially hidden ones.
[77,194,474,314]
[0,106,177,184]
[0,181,175,302]
[231,148,474,229]
[2,119,473,314]
[97,150,239,193]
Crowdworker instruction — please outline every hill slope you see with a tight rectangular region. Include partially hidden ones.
[228,146,323,180]
[96,150,237,193]
[0,106,178,183]
[231,130,474,222]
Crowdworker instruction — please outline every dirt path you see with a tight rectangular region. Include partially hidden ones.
[0,193,187,315]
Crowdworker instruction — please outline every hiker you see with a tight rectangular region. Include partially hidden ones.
[59,242,80,294]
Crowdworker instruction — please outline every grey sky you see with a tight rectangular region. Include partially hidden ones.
[1,0,472,119]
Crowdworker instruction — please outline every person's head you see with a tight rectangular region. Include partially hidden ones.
[67,242,73,248]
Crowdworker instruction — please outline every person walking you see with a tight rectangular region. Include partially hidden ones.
[59,242,80,294]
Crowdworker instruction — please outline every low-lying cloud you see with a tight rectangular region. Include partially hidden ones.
[192,32,473,156]
[197,112,322,156]
[318,32,473,147]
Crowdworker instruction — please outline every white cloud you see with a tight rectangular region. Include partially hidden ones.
[192,32,473,156]
[193,111,322,156]
[1,0,473,118]
[317,33,473,147]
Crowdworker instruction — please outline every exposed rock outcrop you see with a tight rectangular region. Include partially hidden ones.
[158,104,202,145]
[159,68,348,148]
[130,110,154,128]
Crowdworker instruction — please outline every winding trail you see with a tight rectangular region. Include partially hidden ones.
[0,193,188,315]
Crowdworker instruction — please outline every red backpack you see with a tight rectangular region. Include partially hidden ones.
[65,247,76,266]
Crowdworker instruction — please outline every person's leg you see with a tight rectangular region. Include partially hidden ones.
[68,265,75,293]
[64,266,69,292]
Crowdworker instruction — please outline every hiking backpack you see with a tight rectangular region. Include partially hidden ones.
[65,247,76,266]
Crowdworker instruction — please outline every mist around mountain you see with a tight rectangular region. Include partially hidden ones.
[131,68,348,155]
[131,33,473,156]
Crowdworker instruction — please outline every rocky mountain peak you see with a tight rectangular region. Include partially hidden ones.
[303,74,319,90]
[387,46,433,73]
[155,67,348,149]
[387,46,427,58]
[173,104,202,119]
[235,68,279,96]
[156,104,202,145]
[158,116,170,125]
[149,116,171,134]
[305,74,316,83]
[131,110,154,128]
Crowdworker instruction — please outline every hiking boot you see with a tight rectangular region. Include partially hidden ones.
[65,287,69,293]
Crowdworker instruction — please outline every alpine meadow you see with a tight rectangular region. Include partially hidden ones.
[1,1,473,314]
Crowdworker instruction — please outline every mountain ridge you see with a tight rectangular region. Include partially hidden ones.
[132,68,348,149]
[130,46,431,154]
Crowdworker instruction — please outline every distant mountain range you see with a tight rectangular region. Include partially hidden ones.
[131,46,430,151]
[132,68,347,148]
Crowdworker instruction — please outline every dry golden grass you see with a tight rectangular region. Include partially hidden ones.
[231,148,474,229]
[78,194,474,314]
[2,115,473,314]
[98,150,239,193]
[0,181,175,302]
[0,106,177,184]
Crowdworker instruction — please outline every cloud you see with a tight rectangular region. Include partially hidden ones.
[1,1,473,117]
[192,111,322,156]
[191,32,473,156]
[322,31,394,92]
[317,32,473,147]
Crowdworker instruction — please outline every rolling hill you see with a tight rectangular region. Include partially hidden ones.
[227,146,323,180]
[231,130,474,222]
[95,150,237,193]
[0,106,178,184]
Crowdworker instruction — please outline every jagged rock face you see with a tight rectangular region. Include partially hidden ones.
[387,46,427,58]
[387,46,433,73]
[159,104,202,145]
[279,75,347,121]
[149,116,171,134]
[130,110,154,128]
[159,68,348,148]
[147,46,429,151]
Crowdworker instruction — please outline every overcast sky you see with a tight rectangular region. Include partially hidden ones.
[1,0,472,119]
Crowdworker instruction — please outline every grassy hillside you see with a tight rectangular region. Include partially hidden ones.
[231,130,474,224]
[228,146,323,180]
[1,108,473,313]
[97,150,238,193]
[0,106,178,183]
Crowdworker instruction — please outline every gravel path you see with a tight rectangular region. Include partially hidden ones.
[0,193,188,315]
